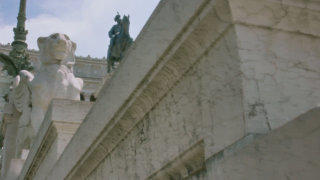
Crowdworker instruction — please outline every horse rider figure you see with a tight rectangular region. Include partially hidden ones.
[107,13,122,61]
[107,13,133,73]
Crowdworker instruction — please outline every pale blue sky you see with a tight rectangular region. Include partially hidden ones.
[0,0,160,58]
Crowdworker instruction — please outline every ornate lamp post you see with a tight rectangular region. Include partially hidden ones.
[9,0,32,72]
[0,0,32,77]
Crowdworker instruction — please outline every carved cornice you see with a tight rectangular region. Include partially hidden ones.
[64,0,233,178]
[148,140,205,179]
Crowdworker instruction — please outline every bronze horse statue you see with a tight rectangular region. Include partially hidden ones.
[107,15,133,73]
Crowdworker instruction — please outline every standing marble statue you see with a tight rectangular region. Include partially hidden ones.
[12,33,83,154]
[107,13,133,72]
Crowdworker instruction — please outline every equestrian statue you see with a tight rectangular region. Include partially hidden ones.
[107,13,133,73]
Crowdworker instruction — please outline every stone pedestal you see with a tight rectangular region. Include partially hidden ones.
[1,104,20,179]
[18,99,92,180]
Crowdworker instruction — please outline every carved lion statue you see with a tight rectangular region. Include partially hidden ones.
[12,33,83,153]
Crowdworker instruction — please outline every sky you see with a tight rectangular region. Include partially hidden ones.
[0,0,160,58]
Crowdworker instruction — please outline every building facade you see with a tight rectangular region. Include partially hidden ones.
[1,0,320,179]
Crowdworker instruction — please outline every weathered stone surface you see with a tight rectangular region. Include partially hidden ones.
[229,0,320,37]
[47,0,215,178]
[195,107,320,180]
[8,0,320,179]
[18,99,92,180]
[237,23,320,133]
[44,0,320,179]
[228,0,320,133]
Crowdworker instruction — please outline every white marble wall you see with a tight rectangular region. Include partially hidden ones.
[86,27,244,179]
[230,0,320,133]
[79,0,320,179]
[192,107,320,180]
[10,0,320,179]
